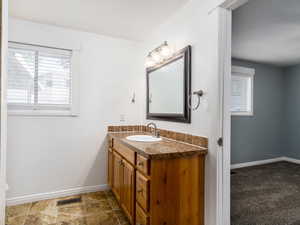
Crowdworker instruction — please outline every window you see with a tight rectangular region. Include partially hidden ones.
[231,66,255,116]
[8,42,79,116]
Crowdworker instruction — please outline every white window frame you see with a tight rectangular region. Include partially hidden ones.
[7,42,80,117]
[231,66,255,116]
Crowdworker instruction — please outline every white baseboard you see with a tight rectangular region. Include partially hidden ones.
[6,184,109,206]
[231,156,300,169]
[231,157,285,169]
[282,157,300,165]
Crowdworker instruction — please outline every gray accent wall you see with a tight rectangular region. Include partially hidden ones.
[283,65,300,159]
[231,59,285,164]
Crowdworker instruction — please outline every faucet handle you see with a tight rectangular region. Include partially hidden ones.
[156,131,160,138]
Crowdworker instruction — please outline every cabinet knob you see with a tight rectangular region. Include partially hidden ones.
[138,162,144,166]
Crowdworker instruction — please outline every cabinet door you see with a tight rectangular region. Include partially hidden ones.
[112,152,122,201]
[121,160,135,224]
[108,149,113,188]
[136,203,149,225]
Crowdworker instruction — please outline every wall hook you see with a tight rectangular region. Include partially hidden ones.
[131,92,136,103]
[188,90,204,111]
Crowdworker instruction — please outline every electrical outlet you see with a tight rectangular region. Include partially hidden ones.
[120,114,125,122]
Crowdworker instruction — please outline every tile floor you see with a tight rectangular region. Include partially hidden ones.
[6,190,130,225]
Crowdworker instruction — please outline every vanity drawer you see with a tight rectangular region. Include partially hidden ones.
[136,154,150,175]
[136,203,150,225]
[136,172,150,212]
[114,140,135,164]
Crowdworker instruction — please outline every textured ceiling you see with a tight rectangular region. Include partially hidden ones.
[9,0,190,41]
[233,0,300,67]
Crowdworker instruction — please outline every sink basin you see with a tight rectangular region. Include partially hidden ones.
[126,135,162,142]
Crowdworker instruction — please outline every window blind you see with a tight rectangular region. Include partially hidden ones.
[8,42,73,111]
[231,75,252,113]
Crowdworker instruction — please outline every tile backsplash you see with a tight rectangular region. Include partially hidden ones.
[107,125,208,148]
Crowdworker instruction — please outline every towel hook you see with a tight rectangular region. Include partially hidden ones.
[188,90,204,111]
[131,92,136,103]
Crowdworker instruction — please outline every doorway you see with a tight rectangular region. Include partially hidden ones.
[219,0,300,224]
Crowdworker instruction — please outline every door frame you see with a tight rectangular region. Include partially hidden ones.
[0,0,8,224]
[214,1,249,225]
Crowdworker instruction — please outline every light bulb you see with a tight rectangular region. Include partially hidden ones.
[145,56,155,68]
[160,44,171,57]
[151,51,161,63]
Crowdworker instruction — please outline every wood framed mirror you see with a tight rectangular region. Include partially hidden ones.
[146,45,191,123]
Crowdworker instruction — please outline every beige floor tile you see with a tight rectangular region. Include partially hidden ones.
[114,210,128,222]
[6,203,32,218]
[119,219,130,225]
[104,190,114,197]
[23,214,57,225]
[85,201,112,216]
[29,199,58,217]
[82,192,107,203]
[6,191,127,225]
[56,217,87,225]
[6,215,27,225]
[106,197,120,210]
[86,211,119,225]
[57,204,86,222]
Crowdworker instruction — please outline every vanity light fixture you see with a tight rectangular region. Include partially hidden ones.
[151,51,162,63]
[145,41,173,68]
[145,53,155,67]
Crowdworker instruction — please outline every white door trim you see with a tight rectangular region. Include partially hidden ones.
[0,0,8,224]
[216,6,232,225]
[209,0,248,14]
[216,1,248,225]
[220,0,249,10]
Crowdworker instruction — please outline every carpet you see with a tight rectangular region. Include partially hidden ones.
[231,162,300,225]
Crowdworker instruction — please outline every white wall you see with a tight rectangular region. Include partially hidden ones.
[7,18,143,199]
[141,1,222,225]
[142,2,219,135]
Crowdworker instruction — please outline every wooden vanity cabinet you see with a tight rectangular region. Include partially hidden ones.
[136,154,149,175]
[108,137,205,225]
[121,159,135,223]
[108,139,135,224]
[112,151,122,201]
[136,172,149,212]
[107,148,113,187]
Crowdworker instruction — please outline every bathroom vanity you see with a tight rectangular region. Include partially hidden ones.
[107,126,208,225]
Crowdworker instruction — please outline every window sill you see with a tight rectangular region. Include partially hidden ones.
[231,111,253,116]
[8,110,79,117]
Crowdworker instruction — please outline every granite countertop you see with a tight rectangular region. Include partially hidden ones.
[108,132,208,160]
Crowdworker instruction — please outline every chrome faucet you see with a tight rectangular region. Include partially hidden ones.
[146,122,159,137]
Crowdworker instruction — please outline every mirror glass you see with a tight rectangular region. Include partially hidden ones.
[148,57,184,114]
[146,46,191,123]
